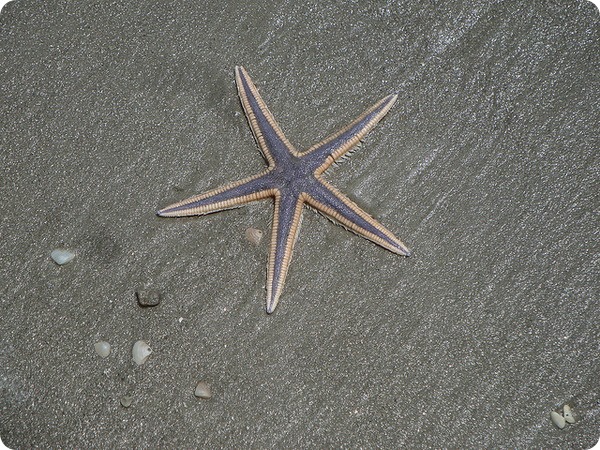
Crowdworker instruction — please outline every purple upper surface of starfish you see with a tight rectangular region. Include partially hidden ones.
[158,66,410,313]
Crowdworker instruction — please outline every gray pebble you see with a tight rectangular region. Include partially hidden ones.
[136,290,161,307]
[120,396,133,408]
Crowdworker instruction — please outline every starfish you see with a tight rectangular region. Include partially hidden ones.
[158,66,411,313]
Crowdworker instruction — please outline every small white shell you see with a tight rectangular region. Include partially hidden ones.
[132,340,152,365]
[194,381,212,399]
[563,405,575,423]
[51,249,75,265]
[551,411,565,429]
[245,227,263,245]
[94,341,111,358]
[120,395,133,407]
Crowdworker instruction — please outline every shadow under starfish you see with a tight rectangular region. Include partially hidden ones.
[158,66,411,313]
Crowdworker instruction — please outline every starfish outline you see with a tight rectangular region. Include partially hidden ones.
[158,66,411,313]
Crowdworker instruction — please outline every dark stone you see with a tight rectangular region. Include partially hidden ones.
[135,290,161,307]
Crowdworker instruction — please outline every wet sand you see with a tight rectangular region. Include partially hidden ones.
[1,1,599,448]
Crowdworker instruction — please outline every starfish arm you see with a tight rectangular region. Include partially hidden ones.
[305,179,411,256]
[265,191,306,313]
[235,66,298,165]
[157,171,276,217]
[301,94,398,174]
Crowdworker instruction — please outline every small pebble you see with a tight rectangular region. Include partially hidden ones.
[245,227,263,245]
[94,341,111,358]
[563,405,575,424]
[551,411,566,429]
[132,340,152,365]
[50,249,75,265]
[120,395,133,408]
[135,290,161,307]
[194,381,212,399]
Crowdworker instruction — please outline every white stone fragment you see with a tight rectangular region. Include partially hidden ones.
[132,340,152,365]
[94,341,111,358]
[563,405,575,424]
[194,381,212,399]
[50,249,75,265]
[245,227,263,245]
[551,411,566,429]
